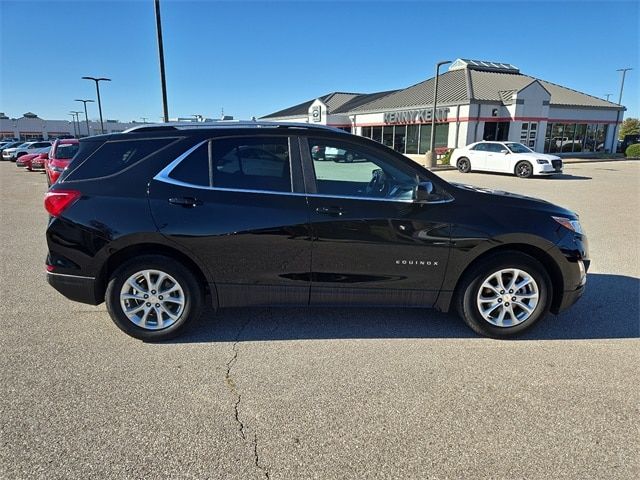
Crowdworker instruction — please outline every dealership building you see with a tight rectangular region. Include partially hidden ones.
[262,58,625,162]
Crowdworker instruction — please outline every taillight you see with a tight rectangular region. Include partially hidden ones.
[44,190,81,217]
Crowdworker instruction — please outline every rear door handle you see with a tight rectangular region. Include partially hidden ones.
[315,206,344,216]
[168,197,203,208]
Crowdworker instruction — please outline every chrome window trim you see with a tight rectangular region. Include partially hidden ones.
[154,141,454,205]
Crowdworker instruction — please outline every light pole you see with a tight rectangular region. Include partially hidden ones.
[70,111,82,138]
[68,114,77,137]
[141,117,148,123]
[612,68,632,153]
[75,99,94,136]
[427,60,452,168]
[82,76,111,134]
[154,0,169,122]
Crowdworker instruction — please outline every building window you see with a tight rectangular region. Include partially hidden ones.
[406,125,419,154]
[418,123,449,154]
[361,126,372,138]
[382,126,394,148]
[372,126,382,143]
[393,125,406,153]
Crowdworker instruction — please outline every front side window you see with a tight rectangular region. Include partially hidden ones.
[505,142,532,153]
[307,137,432,201]
[168,137,292,192]
[471,143,488,151]
[485,143,506,153]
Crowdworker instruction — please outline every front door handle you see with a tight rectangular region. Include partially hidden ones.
[315,206,344,217]
[168,197,203,208]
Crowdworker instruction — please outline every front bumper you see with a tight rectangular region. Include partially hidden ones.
[556,283,586,313]
[46,271,101,305]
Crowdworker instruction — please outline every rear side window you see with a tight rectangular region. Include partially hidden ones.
[70,138,174,180]
[169,143,209,186]
[166,137,291,192]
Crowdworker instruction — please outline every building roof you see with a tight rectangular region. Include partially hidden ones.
[261,90,398,119]
[262,58,622,118]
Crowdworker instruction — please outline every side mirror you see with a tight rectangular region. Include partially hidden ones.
[500,149,509,154]
[414,181,434,202]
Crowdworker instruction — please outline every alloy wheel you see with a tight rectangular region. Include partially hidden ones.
[119,269,185,330]
[476,268,539,327]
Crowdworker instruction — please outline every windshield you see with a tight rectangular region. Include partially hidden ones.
[505,143,532,153]
[55,144,79,159]
[17,143,33,148]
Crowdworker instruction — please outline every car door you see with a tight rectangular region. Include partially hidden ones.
[484,143,511,172]
[148,134,312,307]
[301,135,452,307]
[466,143,488,170]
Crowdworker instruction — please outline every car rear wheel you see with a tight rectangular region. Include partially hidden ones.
[457,157,471,173]
[515,161,533,178]
[105,255,203,341]
[456,252,552,338]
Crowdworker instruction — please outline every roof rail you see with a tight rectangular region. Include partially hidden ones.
[122,120,348,134]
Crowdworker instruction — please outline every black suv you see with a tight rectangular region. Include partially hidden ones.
[45,122,588,340]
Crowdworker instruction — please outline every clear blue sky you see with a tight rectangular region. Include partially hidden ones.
[1,0,638,122]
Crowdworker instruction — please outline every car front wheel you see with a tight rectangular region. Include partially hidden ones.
[457,157,471,173]
[105,255,203,341]
[515,161,533,178]
[456,252,552,338]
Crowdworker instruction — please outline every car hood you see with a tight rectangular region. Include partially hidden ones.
[514,152,561,161]
[451,182,576,218]
[3,148,17,153]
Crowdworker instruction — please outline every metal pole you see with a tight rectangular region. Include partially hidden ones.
[75,99,94,136]
[82,77,111,134]
[612,68,632,153]
[95,82,104,133]
[604,94,612,102]
[83,102,90,136]
[617,68,632,105]
[428,60,451,167]
[155,0,169,122]
[69,113,77,137]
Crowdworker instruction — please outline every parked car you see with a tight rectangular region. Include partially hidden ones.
[16,146,50,169]
[45,139,79,186]
[312,144,361,162]
[451,141,563,178]
[0,141,25,159]
[31,152,49,171]
[45,122,588,341]
[3,141,51,161]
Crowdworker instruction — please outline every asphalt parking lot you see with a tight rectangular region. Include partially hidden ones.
[1,160,638,479]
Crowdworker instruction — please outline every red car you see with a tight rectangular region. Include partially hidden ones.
[16,152,42,169]
[31,152,49,171]
[45,139,79,186]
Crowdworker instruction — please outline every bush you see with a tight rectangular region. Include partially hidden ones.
[625,143,640,158]
[440,148,453,165]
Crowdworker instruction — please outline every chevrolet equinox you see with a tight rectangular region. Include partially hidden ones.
[45,122,588,340]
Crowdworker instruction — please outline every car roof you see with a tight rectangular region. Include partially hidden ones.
[55,138,79,144]
[121,120,348,135]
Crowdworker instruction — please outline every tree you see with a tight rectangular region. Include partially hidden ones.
[618,117,640,139]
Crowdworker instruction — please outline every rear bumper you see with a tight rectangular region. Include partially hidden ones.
[46,271,101,305]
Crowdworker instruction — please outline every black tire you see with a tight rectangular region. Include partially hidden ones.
[345,152,355,163]
[457,157,471,173]
[515,161,533,178]
[455,251,552,338]
[105,255,203,341]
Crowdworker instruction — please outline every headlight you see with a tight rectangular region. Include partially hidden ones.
[552,216,584,235]
[536,159,549,164]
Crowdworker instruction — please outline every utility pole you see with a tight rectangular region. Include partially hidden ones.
[75,99,94,136]
[612,68,632,153]
[604,93,612,102]
[82,76,111,133]
[427,60,452,168]
[154,0,169,122]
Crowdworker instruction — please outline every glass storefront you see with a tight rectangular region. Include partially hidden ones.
[361,123,449,154]
[544,122,609,153]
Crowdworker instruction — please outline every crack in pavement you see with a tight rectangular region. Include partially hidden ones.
[224,318,271,479]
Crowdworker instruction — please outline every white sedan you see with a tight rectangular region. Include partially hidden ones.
[451,141,562,178]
